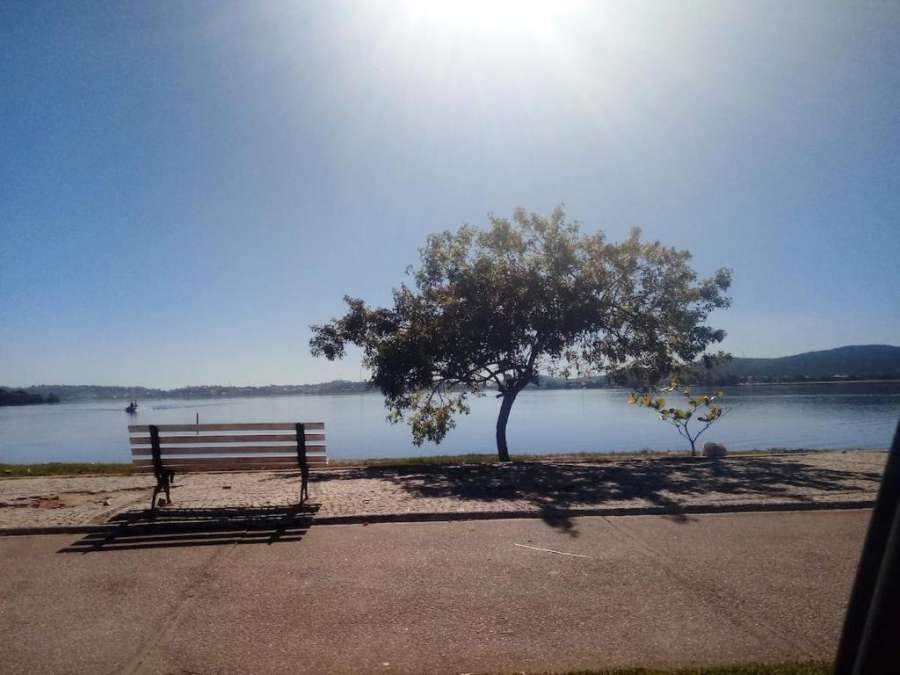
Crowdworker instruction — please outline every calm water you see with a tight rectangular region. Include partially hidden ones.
[1,383,899,464]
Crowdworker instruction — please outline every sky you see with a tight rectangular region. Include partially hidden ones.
[1,1,899,388]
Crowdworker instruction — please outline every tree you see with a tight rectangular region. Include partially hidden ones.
[628,384,725,456]
[310,207,732,462]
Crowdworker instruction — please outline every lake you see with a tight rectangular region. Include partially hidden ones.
[1,382,899,464]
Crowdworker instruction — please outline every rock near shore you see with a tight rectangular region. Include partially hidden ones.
[703,442,727,458]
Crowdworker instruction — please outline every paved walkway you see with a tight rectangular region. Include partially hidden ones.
[0,450,887,531]
[0,510,867,674]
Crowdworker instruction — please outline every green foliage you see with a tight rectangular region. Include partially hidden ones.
[629,382,726,456]
[0,463,137,477]
[0,388,54,406]
[311,207,731,459]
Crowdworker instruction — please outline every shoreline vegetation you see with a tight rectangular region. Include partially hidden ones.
[2,377,898,408]
[3,345,899,406]
[5,377,900,406]
[0,447,885,478]
[0,388,60,406]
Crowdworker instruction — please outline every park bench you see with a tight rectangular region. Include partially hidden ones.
[128,422,327,509]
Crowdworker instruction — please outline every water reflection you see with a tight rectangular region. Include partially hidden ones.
[1,382,898,463]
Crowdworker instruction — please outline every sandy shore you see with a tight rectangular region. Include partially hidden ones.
[0,449,887,530]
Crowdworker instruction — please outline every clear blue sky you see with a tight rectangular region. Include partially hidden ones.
[2,1,898,388]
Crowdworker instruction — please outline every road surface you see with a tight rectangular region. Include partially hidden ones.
[0,510,867,674]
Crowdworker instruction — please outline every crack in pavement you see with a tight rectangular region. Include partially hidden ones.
[117,533,247,675]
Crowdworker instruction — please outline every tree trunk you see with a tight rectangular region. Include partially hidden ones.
[496,389,519,462]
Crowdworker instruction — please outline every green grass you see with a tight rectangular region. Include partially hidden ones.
[2,447,875,477]
[327,447,850,468]
[548,661,831,675]
[0,451,688,478]
[328,449,689,468]
[2,453,676,477]
[0,462,137,477]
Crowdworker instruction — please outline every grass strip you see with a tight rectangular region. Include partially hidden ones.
[2,447,876,477]
[550,661,831,675]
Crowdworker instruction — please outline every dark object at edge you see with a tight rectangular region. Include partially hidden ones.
[834,416,900,674]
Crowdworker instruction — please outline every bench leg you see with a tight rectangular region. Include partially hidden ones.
[150,472,174,510]
[300,467,309,504]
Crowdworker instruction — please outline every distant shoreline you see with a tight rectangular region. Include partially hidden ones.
[734,378,900,386]
[8,343,899,402]
[3,377,900,406]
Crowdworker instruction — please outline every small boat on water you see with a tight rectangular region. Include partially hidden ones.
[125,402,138,414]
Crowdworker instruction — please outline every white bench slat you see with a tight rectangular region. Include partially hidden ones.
[131,445,326,456]
[133,457,327,472]
[129,434,314,445]
[130,433,324,445]
[128,422,324,432]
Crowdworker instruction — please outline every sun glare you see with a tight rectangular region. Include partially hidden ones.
[408,0,565,40]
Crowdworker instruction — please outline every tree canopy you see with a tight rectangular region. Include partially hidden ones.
[310,208,732,461]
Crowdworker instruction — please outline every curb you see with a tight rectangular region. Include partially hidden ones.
[311,499,876,526]
[0,499,875,537]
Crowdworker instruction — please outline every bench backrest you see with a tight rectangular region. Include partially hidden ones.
[128,422,327,473]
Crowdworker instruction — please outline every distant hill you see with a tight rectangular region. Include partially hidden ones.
[700,345,900,384]
[533,345,900,387]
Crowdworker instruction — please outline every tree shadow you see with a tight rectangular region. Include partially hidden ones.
[58,504,319,553]
[312,456,882,534]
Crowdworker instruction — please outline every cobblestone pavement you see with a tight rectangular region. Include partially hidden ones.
[0,450,887,529]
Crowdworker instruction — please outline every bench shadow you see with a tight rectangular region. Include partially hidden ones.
[308,455,883,534]
[58,504,319,553]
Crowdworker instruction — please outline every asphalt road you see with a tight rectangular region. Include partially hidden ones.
[0,510,868,674]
